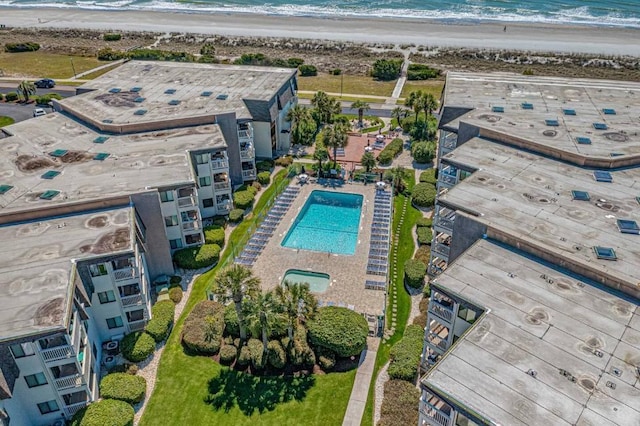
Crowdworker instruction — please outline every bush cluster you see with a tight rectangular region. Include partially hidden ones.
[411,141,436,164]
[5,92,18,102]
[416,226,432,245]
[233,190,255,210]
[267,340,287,369]
[182,300,225,354]
[414,245,431,264]
[34,93,62,106]
[299,64,318,76]
[416,217,432,228]
[287,326,316,367]
[371,59,402,81]
[237,346,251,366]
[70,399,134,426]
[5,42,40,52]
[229,208,244,223]
[219,345,237,364]
[97,47,195,62]
[233,53,306,69]
[404,259,427,289]
[307,307,368,358]
[121,331,155,363]
[168,286,183,304]
[419,169,437,184]
[257,171,271,185]
[103,33,122,41]
[173,244,221,269]
[377,138,404,166]
[388,325,424,381]
[407,63,441,80]
[204,226,225,247]
[145,300,175,343]
[247,338,266,370]
[411,183,436,207]
[330,68,342,75]
[378,380,420,426]
[274,156,293,167]
[256,160,274,172]
[99,373,146,404]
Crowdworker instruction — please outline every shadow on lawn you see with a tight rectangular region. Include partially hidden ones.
[204,369,316,415]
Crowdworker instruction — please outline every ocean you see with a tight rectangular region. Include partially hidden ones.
[0,0,639,28]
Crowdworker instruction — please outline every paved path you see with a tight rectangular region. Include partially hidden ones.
[72,58,127,79]
[342,348,377,426]
[389,58,410,104]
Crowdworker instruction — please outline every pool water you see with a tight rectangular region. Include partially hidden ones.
[282,269,330,293]
[281,190,363,255]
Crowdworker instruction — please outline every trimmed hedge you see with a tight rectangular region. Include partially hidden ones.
[307,307,369,358]
[168,286,183,304]
[377,138,404,166]
[99,373,146,404]
[419,169,437,184]
[267,340,287,369]
[182,300,225,354]
[5,42,40,52]
[144,300,174,343]
[388,325,424,382]
[274,156,293,167]
[229,209,244,223]
[298,64,318,76]
[173,243,221,269]
[219,345,237,365]
[233,190,254,210]
[411,141,435,163]
[5,92,18,102]
[404,259,427,289]
[248,338,266,370]
[103,33,122,41]
[256,160,274,172]
[414,245,431,264]
[121,331,155,363]
[70,399,134,426]
[378,380,420,426]
[416,217,432,228]
[204,226,225,247]
[416,226,433,245]
[411,183,436,207]
[257,171,271,185]
[287,326,316,366]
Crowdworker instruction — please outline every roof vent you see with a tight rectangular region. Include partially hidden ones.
[527,369,537,378]
[611,367,622,377]
[102,119,113,124]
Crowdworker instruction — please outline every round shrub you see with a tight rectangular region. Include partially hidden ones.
[170,275,182,286]
[146,300,175,342]
[99,373,146,404]
[307,307,369,358]
[0,93,4,101]
[416,227,432,245]
[419,169,437,184]
[70,399,134,426]
[411,183,436,208]
[298,64,318,76]
[237,346,251,366]
[416,217,432,228]
[267,340,287,369]
[204,226,225,247]
[256,160,274,172]
[248,338,266,370]
[404,259,427,289]
[229,208,244,223]
[219,345,237,365]
[169,287,183,304]
[144,317,171,343]
[182,300,225,354]
[121,331,155,363]
[103,33,122,41]
[257,171,271,185]
[410,141,435,164]
[246,184,259,196]
[173,243,221,269]
[388,325,424,381]
[251,181,262,192]
[233,190,254,210]
[5,92,18,102]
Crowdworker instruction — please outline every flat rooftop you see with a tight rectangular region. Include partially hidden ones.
[0,206,134,342]
[423,239,640,426]
[441,73,640,162]
[66,61,297,127]
[441,136,640,297]
[0,112,225,218]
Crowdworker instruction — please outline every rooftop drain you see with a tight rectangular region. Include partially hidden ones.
[491,106,504,113]
[603,132,629,142]
[93,136,109,144]
[134,97,145,103]
[545,119,559,126]
[617,219,639,234]
[109,88,121,93]
[164,89,176,95]
[571,190,590,201]
[542,130,557,137]
[0,185,13,195]
[563,109,576,116]
[602,108,616,115]
[49,149,68,157]
[593,171,613,183]
[593,246,617,261]
[521,102,534,110]
[134,109,147,116]
[130,87,142,93]
[216,94,229,100]
[593,122,608,130]
[41,170,60,180]
[102,119,113,124]
[168,99,181,106]
[39,190,60,200]
[201,91,213,97]
[93,153,110,161]
[576,136,591,145]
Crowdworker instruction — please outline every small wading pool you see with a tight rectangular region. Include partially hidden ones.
[282,269,330,293]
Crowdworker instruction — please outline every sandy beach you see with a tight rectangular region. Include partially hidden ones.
[1,8,640,56]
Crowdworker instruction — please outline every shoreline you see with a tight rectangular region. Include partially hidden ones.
[2,8,640,56]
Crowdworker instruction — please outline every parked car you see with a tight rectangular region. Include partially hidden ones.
[34,79,55,89]
[33,108,46,117]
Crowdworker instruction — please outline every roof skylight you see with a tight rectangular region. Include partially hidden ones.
[134,97,145,103]
[109,88,121,94]
[617,219,639,234]
[593,246,617,260]
[593,171,613,182]
[201,91,213,97]
[164,89,176,95]
[168,99,181,106]
[0,185,13,195]
[93,136,109,144]
[492,106,504,113]
[41,170,60,180]
[93,153,110,161]
[571,190,590,201]
[39,190,60,200]
[521,102,534,110]
[545,119,559,126]
[602,108,616,115]
[49,149,68,157]
[216,94,229,100]
[562,109,576,116]
[593,122,608,130]
[130,87,142,93]
[134,109,147,116]
[576,136,591,145]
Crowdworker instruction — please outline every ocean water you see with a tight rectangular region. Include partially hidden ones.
[0,0,639,28]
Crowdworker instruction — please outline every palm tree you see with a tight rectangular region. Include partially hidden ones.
[361,151,376,173]
[351,100,370,128]
[388,166,406,195]
[287,104,316,145]
[322,123,349,168]
[313,146,329,177]
[406,90,426,124]
[312,91,341,125]
[391,106,405,129]
[244,291,284,353]
[274,281,317,340]
[210,264,260,342]
[17,80,36,103]
[422,93,438,120]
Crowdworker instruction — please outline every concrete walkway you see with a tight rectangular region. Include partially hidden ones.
[71,58,128,79]
[342,348,377,426]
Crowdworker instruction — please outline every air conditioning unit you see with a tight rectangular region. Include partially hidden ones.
[51,420,65,426]
[104,356,117,369]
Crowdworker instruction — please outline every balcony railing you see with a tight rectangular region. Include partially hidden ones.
[238,129,253,140]
[113,267,136,282]
[178,196,197,208]
[420,404,453,426]
[41,345,74,362]
[430,302,454,323]
[211,159,228,170]
[121,293,143,307]
[214,181,231,191]
[242,169,257,180]
[217,202,232,212]
[428,333,449,351]
[182,221,201,232]
[64,401,87,418]
[128,319,146,332]
[434,216,454,232]
[433,242,450,258]
[438,174,458,187]
[55,373,83,391]
[240,149,255,160]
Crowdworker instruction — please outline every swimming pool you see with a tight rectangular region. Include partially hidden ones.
[281,190,363,255]
[282,269,330,293]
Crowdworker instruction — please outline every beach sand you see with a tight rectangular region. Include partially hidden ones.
[2,8,640,56]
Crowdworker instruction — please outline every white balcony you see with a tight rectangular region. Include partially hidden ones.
[121,293,143,307]
[214,181,231,191]
[41,345,74,363]
[420,404,453,426]
[113,267,137,282]
[238,128,253,141]
[433,215,454,233]
[240,148,255,160]
[128,319,146,332]
[182,220,201,232]
[211,159,228,170]
[178,196,197,208]
[427,332,449,352]
[438,174,458,188]
[433,242,450,258]
[64,401,87,418]
[55,373,83,391]
[242,169,257,181]
[217,202,232,213]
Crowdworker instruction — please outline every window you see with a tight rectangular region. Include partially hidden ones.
[25,372,48,388]
[126,310,144,323]
[159,190,174,202]
[194,153,209,164]
[89,263,108,277]
[119,283,140,297]
[9,342,35,359]
[106,316,123,329]
[50,363,77,379]
[37,400,59,415]
[170,239,183,250]
[199,176,211,187]
[164,215,178,227]
[456,412,480,426]
[202,198,214,208]
[98,290,116,304]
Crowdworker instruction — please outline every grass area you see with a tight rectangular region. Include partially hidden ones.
[298,92,386,104]
[0,116,15,127]
[140,169,356,426]
[361,177,421,426]
[0,52,104,79]
[399,79,445,101]
[297,73,396,97]
[80,62,124,80]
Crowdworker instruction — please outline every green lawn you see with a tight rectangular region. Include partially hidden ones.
[298,92,386,104]
[297,73,396,97]
[400,79,445,100]
[0,116,15,128]
[0,52,104,79]
[140,168,356,426]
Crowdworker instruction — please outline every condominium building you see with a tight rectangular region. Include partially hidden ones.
[420,73,640,426]
[0,61,298,425]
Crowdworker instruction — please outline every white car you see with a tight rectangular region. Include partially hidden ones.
[33,108,46,117]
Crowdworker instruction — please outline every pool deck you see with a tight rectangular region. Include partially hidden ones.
[251,181,388,318]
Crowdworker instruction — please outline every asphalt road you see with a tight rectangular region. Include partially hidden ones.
[0,84,76,98]
[0,102,54,124]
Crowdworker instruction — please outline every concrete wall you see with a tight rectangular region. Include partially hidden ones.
[449,213,486,264]
[215,112,243,185]
[2,397,30,426]
[455,122,480,146]
[253,122,272,158]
